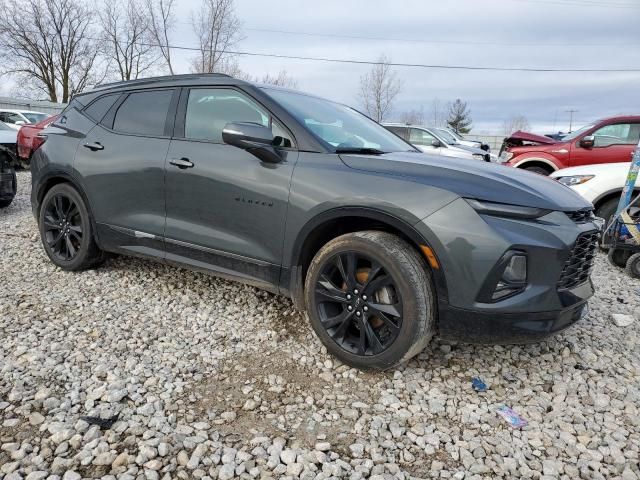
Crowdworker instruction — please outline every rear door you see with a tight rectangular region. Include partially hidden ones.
[74,88,177,257]
[571,122,640,166]
[163,86,298,288]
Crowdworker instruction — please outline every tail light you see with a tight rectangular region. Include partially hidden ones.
[32,134,47,153]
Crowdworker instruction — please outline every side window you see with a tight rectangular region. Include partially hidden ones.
[386,126,407,140]
[592,123,639,147]
[113,90,173,136]
[409,128,435,146]
[184,88,293,146]
[84,94,120,123]
[0,112,24,125]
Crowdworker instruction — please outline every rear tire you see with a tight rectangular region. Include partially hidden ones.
[39,183,105,271]
[596,198,618,251]
[304,231,436,370]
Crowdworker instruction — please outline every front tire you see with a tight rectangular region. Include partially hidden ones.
[39,183,104,271]
[523,165,552,176]
[304,231,436,370]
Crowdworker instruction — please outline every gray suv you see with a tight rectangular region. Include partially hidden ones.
[31,74,599,370]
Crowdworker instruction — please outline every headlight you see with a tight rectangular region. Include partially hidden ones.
[466,198,551,219]
[556,175,595,186]
[472,153,485,161]
[499,151,514,163]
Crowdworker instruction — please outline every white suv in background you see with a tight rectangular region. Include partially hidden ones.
[551,162,633,235]
[0,109,50,130]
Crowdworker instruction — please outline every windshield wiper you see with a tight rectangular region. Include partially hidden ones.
[335,147,387,155]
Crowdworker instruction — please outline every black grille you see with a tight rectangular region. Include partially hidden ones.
[557,231,599,290]
[566,209,595,223]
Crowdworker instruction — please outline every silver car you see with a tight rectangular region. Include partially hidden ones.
[383,124,489,161]
[436,127,490,152]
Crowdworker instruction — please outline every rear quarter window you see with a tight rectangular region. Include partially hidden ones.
[83,94,120,123]
[113,90,173,136]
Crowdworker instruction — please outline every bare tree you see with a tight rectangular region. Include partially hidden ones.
[145,0,175,74]
[399,106,424,125]
[258,70,298,88]
[190,0,243,74]
[358,55,403,122]
[502,115,531,135]
[99,0,160,81]
[0,0,102,102]
[429,98,448,128]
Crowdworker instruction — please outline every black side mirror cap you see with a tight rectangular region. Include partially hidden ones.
[222,122,282,163]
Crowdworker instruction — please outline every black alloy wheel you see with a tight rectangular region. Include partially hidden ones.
[305,231,436,370]
[39,183,105,271]
[42,193,83,261]
[314,251,403,356]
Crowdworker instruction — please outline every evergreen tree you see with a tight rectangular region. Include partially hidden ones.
[447,99,473,134]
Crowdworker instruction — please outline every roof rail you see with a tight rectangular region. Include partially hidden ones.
[97,73,232,89]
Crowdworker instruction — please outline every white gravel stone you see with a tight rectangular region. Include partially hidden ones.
[1,172,639,479]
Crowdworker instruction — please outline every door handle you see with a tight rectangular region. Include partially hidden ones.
[83,142,104,151]
[169,157,194,169]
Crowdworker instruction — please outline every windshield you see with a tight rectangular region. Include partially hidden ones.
[263,88,414,153]
[448,129,463,140]
[562,124,595,141]
[22,112,48,123]
[433,128,458,145]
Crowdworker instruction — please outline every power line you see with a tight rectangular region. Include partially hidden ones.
[150,43,640,73]
[241,26,640,47]
[512,0,640,8]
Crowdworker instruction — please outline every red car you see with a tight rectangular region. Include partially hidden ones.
[17,114,57,165]
[499,115,640,175]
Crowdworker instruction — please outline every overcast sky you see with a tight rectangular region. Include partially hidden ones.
[4,0,639,134]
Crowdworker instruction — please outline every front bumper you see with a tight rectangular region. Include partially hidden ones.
[438,282,591,343]
[415,198,599,343]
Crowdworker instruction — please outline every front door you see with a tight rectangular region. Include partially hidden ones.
[74,89,176,256]
[164,87,298,288]
[409,127,442,155]
[571,122,640,166]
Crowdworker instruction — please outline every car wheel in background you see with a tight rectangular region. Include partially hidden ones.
[607,248,632,269]
[596,198,618,250]
[304,231,436,370]
[39,183,105,271]
[625,253,640,278]
[523,165,552,176]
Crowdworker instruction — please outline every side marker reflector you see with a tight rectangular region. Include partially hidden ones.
[420,245,440,270]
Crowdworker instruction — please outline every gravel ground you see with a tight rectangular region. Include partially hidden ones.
[1,171,639,480]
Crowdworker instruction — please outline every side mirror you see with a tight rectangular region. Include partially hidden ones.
[14,120,26,126]
[580,135,595,149]
[222,122,281,163]
[431,139,442,148]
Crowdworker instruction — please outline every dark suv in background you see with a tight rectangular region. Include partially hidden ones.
[31,74,599,369]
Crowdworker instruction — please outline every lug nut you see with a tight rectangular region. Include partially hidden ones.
[363,306,369,312]
[346,294,352,300]
[347,305,353,311]
[354,289,359,295]
[356,311,361,316]
[362,294,367,301]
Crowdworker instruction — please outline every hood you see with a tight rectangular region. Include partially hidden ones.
[450,143,486,155]
[505,130,558,145]
[340,151,590,211]
[551,162,631,178]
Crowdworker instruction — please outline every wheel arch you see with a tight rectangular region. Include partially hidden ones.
[512,157,559,173]
[593,188,640,211]
[35,172,103,248]
[285,207,448,310]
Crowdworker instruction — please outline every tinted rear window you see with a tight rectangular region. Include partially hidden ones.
[113,90,173,136]
[84,94,120,123]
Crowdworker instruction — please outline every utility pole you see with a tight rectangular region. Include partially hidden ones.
[565,109,578,133]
